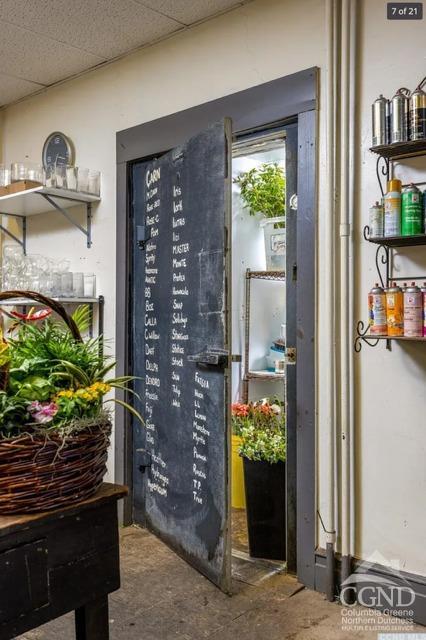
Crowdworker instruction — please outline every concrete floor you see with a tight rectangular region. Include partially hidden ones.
[19,526,423,640]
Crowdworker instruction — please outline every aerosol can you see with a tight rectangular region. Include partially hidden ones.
[386,282,404,336]
[384,179,402,237]
[372,94,390,146]
[421,282,426,337]
[404,282,423,337]
[409,76,426,141]
[369,283,387,335]
[390,87,410,143]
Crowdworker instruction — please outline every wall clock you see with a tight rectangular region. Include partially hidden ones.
[42,132,75,169]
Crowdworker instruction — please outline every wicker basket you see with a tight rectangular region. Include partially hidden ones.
[0,291,111,514]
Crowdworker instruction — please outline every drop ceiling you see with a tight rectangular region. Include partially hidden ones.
[0,0,247,108]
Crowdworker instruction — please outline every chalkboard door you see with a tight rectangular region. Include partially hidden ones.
[131,120,232,592]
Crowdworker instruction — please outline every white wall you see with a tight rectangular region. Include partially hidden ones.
[1,0,425,578]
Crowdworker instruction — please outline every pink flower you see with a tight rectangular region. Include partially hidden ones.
[28,401,58,424]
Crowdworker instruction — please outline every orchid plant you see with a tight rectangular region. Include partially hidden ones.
[0,305,142,438]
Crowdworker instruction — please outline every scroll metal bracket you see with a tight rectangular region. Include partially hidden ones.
[354,320,380,352]
[376,155,390,197]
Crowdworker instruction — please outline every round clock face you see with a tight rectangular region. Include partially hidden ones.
[42,132,75,169]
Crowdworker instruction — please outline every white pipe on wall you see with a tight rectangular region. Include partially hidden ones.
[339,0,356,582]
[323,0,337,601]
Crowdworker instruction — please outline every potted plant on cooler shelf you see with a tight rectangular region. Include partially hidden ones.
[0,291,142,514]
[232,398,286,561]
[233,163,286,270]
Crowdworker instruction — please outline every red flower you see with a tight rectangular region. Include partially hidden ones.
[10,309,51,322]
[232,403,250,417]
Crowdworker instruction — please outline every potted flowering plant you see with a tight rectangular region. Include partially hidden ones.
[0,291,142,514]
[232,398,286,561]
[233,163,286,270]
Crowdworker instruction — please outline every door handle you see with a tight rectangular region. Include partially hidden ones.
[187,348,228,367]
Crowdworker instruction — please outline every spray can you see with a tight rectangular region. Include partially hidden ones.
[369,283,387,335]
[369,201,384,237]
[403,282,423,337]
[384,179,402,237]
[409,79,426,141]
[386,282,404,336]
[401,183,423,235]
[421,282,426,337]
[390,88,410,143]
[372,95,390,146]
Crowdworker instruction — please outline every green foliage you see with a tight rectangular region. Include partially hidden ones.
[234,163,286,220]
[0,311,142,439]
[232,399,286,464]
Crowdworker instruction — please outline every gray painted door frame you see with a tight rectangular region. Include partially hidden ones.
[116,68,317,588]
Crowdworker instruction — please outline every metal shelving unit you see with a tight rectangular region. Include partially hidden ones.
[355,140,426,352]
[0,186,100,251]
[242,269,286,402]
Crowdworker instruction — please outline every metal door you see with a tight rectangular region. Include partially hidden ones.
[131,120,232,592]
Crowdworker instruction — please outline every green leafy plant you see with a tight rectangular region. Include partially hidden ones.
[234,163,286,220]
[232,399,286,463]
[0,304,142,438]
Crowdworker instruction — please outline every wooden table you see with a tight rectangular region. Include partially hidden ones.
[0,483,127,640]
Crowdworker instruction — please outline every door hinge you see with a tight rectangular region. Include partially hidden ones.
[286,347,296,364]
[137,225,151,250]
[292,263,297,281]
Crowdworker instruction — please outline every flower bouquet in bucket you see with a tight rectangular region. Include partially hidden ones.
[0,291,142,514]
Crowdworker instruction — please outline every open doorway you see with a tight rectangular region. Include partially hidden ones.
[230,131,295,584]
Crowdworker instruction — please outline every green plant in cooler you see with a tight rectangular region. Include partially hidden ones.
[233,163,286,220]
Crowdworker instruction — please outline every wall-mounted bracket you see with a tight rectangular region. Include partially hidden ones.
[0,213,27,254]
[39,193,92,248]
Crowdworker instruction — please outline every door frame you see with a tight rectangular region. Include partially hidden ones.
[116,67,317,588]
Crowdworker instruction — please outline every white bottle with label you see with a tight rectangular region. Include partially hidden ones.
[384,178,402,237]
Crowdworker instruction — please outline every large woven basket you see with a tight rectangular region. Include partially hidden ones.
[0,291,111,514]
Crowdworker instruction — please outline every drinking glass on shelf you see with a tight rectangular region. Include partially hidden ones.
[88,170,100,196]
[66,166,78,191]
[77,168,89,193]
[11,162,43,183]
[83,273,96,298]
[44,164,56,188]
[11,162,26,182]
[72,272,84,298]
[55,165,67,189]
[61,272,73,297]
[0,165,11,187]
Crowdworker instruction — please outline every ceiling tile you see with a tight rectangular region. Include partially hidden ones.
[0,74,45,107]
[0,21,103,85]
[138,0,244,25]
[0,0,182,59]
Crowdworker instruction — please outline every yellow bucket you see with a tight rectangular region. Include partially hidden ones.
[231,434,246,509]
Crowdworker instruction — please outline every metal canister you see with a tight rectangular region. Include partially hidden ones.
[409,79,426,141]
[384,179,402,237]
[386,282,404,336]
[401,183,423,235]
[403,282,423,337]
[372,94,389,146]
[421,282,426,337]
[390,88,410,143]
[369,283,387,335]
[369,201,384,237]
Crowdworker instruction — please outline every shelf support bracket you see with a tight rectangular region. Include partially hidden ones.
[39,193,92,248]
[0,213,27,254]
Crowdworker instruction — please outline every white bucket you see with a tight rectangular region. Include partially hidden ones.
[259,216,286,271]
